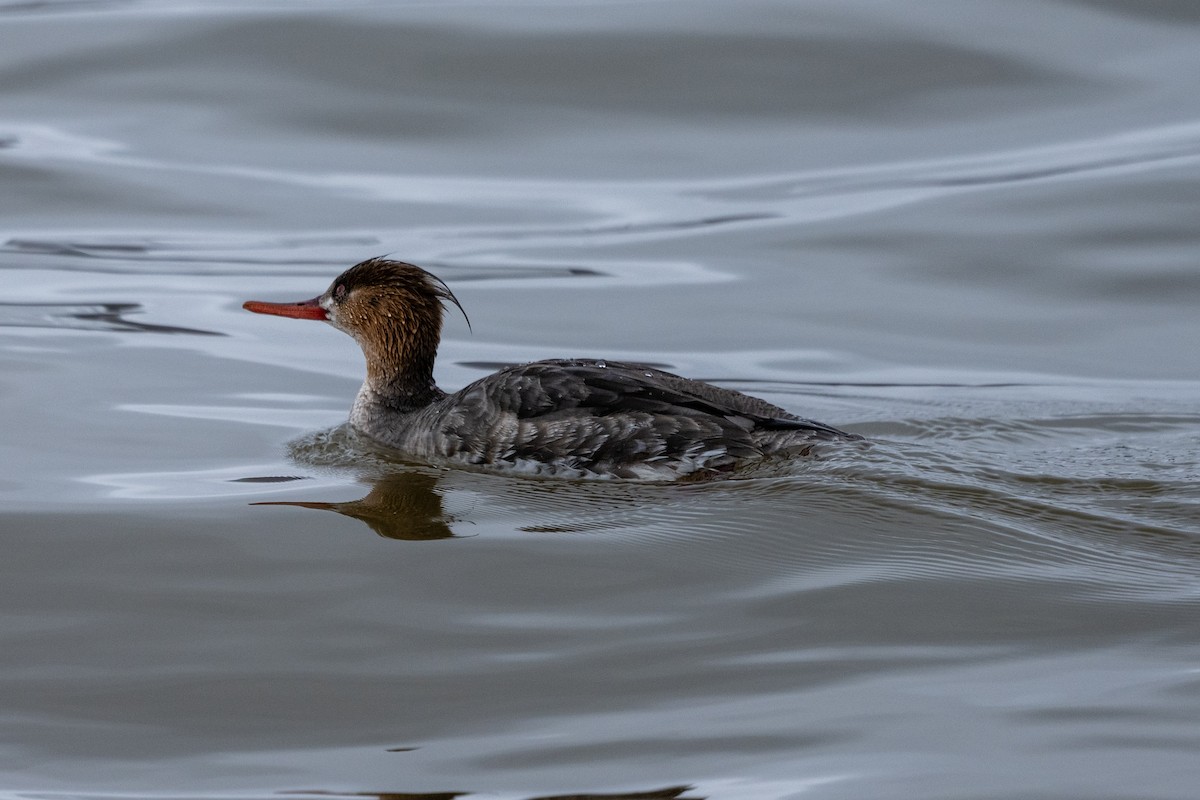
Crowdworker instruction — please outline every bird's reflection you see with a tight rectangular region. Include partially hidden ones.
[253,470,456,540]
[255,426,724,540]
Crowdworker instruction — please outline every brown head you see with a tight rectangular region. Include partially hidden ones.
[243,257,468,406]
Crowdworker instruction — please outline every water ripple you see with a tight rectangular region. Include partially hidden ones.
[212,394,1200,610]
[6,119,1200,254]
[0,301,223,335]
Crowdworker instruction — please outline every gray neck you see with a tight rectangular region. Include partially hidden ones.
[351,380,444,429]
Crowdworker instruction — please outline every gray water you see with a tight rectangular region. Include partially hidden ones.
[2,1,1200,798]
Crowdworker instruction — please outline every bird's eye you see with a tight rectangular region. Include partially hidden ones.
[334,284,347,301]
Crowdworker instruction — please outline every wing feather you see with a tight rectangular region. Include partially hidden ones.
[438,359,854,475]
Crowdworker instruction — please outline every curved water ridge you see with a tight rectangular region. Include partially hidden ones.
[6,119,1200,250]
[695,120,1200,224]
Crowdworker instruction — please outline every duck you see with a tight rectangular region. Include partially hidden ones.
[243,257,860,480]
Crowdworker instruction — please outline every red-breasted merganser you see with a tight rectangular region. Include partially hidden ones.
[244,258,860,479]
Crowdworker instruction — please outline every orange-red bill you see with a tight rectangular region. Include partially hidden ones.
[242,297,328,320]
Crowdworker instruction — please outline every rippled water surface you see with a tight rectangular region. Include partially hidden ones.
[3,1,1200,798]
